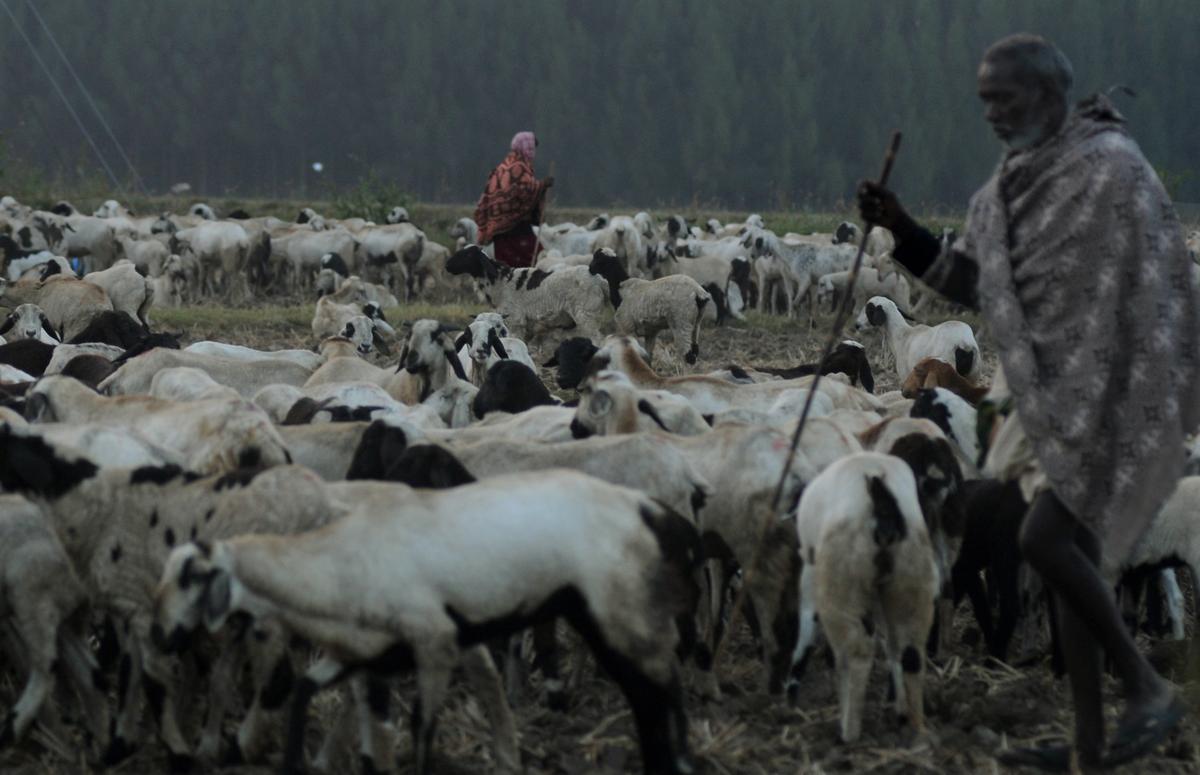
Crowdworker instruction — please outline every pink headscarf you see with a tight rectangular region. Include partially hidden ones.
[510,131,536,162]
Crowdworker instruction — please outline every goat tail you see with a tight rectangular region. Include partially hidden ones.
[866,475,907,582]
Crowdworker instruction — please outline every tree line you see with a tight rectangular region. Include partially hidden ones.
[1,0,1195,209]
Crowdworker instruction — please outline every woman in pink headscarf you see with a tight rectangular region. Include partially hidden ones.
[474,131,554,268]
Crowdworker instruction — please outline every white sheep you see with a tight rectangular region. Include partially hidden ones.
[571,370,712,437]
[0,493,110,751]
[454,311,536,387]
[855,296,981,382]
[816,263,912,315]
[445,246,610,347]
[592,215,648,276]
[790,452,938,742]
[148,254,187,308]
[270,226,359,292]
[153,470,697,775]
[188,202,217,220]
[746,228,860,323]
[590,250,712,365]
[396,319,477,426]
[0,303,60,343]
[0,427,347,766]
[421,405,576,444]
[26,375,291,474]
[322,273,400,309]
[442,434,712,523]
[171,221,252,300]
[83,260,154,327]
[185,340,325,371]
[312,295,393,354]
[117,235,171,276]
[149,366,243,402]
[0,274,114,340]
[909,387,981,477]
[4,249,67,282]
[448,217,481,252]
[355,222,424,297]
[99,348,313,398]
[592,335,883,417]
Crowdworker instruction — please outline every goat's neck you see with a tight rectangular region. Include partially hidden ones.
[616,349,662,388]
[610,403,640,435]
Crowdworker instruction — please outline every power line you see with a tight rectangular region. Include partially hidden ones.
[23,0,149,196]
[0,0,123,192]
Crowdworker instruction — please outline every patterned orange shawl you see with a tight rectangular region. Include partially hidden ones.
[474,151,548,245]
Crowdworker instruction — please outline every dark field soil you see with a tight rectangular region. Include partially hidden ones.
[3,293,1199,775]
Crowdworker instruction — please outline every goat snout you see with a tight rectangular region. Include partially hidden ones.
[569,418,593,439]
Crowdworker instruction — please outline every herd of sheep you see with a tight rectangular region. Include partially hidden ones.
[3,193,1200,774]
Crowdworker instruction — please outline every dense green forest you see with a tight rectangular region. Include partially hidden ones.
[0,1,1195,209]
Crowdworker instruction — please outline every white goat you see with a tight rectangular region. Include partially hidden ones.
[185,341,325,371]
[100,349,313,398]
[454,312,536,387]
[154,471,697,775]
[445,246,609,346]
[790,452,938,742]
[83,260,154,327]
[856,296,981,382]
[26,375,291,474]
[0,303,60,343]
[0,494,110,751]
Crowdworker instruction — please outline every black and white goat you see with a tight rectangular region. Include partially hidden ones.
[790,452,938,742]
[154,470,700,775]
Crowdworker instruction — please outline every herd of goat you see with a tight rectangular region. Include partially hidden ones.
[3,193,1200,774]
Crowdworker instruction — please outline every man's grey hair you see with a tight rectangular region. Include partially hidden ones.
[984,33,1074,97]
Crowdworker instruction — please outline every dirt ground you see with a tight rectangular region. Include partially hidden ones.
[3,291,1200,775]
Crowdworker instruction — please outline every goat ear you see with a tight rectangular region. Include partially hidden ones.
[0,314,14,337]
[858,357,875,394]
[371,327,392,356]
[40,314,61,342]
[488,328,509,360]
[394,343,409,373]
[202,569,233,631]
[444,347,468,381]
[636,399,671,431]
[454,330,471,351]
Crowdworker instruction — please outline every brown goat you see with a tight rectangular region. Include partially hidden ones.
[901,357,989,405]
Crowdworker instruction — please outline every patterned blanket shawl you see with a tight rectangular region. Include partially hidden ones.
[960,94,1200,566]
[474,151,548,245]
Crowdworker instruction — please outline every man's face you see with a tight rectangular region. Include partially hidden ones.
[977,56,1051,150]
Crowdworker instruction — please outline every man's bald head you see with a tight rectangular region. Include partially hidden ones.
[983,34,1074,98]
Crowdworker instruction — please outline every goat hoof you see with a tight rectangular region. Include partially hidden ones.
[167,752,194,773]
